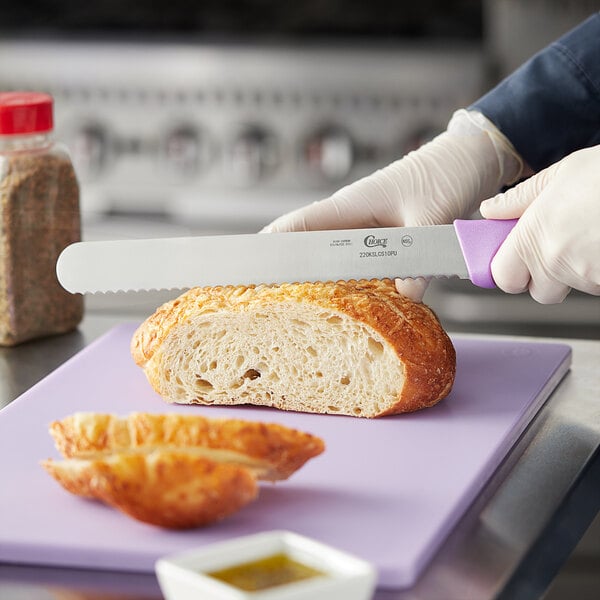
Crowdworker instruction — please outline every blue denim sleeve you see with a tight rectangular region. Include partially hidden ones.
[471,13,600,172]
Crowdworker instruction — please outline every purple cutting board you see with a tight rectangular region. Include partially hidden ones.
[0,324,571,589]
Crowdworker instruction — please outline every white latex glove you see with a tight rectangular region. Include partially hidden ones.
[262,109,523,301]
[480,145,600,304]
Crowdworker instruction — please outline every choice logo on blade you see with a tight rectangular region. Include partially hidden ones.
[363,235,388,249]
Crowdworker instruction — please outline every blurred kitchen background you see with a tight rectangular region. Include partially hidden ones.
[1,0,599,339]
[0,1,599,597]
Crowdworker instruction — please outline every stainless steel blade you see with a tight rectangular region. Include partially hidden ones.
[56,225,469,294]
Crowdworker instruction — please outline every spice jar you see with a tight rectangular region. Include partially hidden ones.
[0,91,83,346]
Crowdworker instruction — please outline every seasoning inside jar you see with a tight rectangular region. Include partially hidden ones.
[0,92,83,346]
[207,552,327,591]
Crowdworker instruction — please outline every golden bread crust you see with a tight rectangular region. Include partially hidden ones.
[42,412,324,528]
[131,279,455,415]
[42,452,258,529]
[49,412,325,481]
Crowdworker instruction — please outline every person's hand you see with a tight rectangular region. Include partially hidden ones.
[480,145,600,303]
[262,110,523,301]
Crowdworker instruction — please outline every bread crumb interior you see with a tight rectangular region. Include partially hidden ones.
[152,303,405,418]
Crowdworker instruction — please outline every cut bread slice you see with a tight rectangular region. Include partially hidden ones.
[131,279,456,417]
[42,451,258,529]
[48,412,325,481]
[42,412,324,529]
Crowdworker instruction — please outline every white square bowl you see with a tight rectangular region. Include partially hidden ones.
[155,530,377,600]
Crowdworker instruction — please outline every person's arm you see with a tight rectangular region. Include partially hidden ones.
[262,111,523,302]
[471,13,600,172]
[261,15,599,304]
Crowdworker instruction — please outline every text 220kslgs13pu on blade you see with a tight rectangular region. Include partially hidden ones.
[56,219,517,294]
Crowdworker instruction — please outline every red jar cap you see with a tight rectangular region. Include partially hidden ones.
[0,92,53,135]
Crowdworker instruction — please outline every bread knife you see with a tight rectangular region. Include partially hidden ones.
[56,219,517,294]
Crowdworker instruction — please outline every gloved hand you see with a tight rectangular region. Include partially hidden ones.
[262,109,523,301]
[480,145,600,304]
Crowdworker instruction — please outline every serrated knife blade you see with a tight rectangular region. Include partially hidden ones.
[56,219,517,294]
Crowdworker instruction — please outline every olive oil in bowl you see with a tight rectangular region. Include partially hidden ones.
[208,552,326,591]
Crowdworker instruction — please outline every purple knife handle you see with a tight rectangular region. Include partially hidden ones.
[453,219,518,288]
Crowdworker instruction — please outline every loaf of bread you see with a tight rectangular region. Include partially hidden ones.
[42,412,324,528]
[131,279,456,417]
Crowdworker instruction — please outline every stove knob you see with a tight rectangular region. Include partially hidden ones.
[162,125,209,178]
[228,125,279,185]
[68,123,108,181]
[304,126,354,182]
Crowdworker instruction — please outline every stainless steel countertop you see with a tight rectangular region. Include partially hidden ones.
[1,314,598,600]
